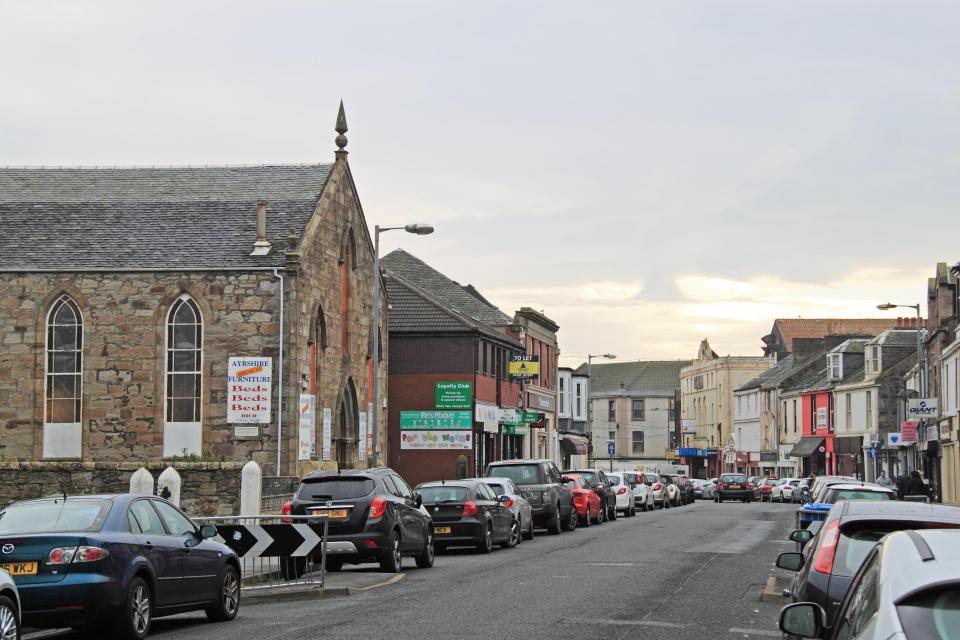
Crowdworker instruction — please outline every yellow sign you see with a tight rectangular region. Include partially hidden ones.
[665,450,678,460]
[509,356,540,379]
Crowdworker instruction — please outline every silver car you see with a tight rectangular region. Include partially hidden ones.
[480,477,535,541]
[0,568,20,640]
[779,528,960,639]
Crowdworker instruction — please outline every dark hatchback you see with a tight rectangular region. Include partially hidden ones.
[283,468,434,573]
[716,473,751,502]
[562,468,617,519]
[777,501,960,627]
[415,480,518,553]
[0,494,240,640]
[485,459,576,534]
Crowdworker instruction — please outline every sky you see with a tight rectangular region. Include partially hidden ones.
[2,1,958,364]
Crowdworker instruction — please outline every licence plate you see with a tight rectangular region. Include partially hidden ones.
[434,527,452,535]
[1,562,37,576]
[728,484,741,489]
[311,508,349,519]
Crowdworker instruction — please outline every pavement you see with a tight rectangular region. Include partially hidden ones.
[30,499,801,640]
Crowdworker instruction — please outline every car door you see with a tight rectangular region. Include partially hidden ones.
[480,483,510,540]
[390,474,424,551]
[545,462,572,514]
[128,498,185,607]
[152,499,219,605]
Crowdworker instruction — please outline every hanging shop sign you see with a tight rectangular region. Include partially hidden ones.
[227,357,272,423]
[400,430,473,450]
[475,402,500,424]
[401,411,473,430]
[435,382,473,409]
[509,355,540,381]
[681,419,697,434]
[502,424,529,436]
[901,421,918,443]
[907,399,939,420]
[527,391,555,412]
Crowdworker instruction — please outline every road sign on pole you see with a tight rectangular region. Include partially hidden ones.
[608,441,615,456]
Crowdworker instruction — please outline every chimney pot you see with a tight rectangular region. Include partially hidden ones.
[250,200,272,256]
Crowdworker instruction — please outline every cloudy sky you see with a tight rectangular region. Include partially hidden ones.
[3,1,957,363]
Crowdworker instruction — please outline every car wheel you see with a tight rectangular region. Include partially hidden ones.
[0,595,20,640]
[561,506,578,531]
[608,503,617,520]
[379,530,403,572]
[114,576,151,640]
[628,504,635,517]
[415,531,435,568]
[205,564,240,622]
[548,507,563,535]
[580,509,591,527]
[504,520,521,547]
[477,523,494,553]
[522,518,535,541]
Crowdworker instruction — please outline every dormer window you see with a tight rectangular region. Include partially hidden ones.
[828,353,843,381]
[865,346,881,376]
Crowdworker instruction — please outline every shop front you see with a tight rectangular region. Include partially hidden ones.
[787,436,826,477]
[677,447,718,479]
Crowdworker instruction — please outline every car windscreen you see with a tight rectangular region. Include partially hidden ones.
[0,499,111,534]
[297,477,375,501]
[562,477,579,489]
[488,464,541,485]
[643,474,658,484]
[419,486,469,503]
[896,584,960,640]
[721,474,746,483]
[825,489,890,503]
[607,475,622,486]
[578,471,600,485]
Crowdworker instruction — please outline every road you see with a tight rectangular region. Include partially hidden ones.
[50,500,798,640]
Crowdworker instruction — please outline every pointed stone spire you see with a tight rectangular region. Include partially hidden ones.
[335,100,348,158]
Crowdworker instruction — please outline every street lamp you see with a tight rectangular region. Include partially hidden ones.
[370,223,434,467]
[876,302,925,397]
[585,353,616,464]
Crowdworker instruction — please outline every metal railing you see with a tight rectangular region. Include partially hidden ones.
[192,512,331,592]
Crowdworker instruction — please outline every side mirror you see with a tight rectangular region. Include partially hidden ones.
[789,529,814,544]
[200,524,218,539]
[776,552,805,572]
[414,492,423,508]
[778,602,826,638]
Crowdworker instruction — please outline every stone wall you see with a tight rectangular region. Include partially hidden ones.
[0,461,243,516]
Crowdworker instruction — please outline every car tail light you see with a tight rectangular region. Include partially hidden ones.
[814,520,841,575]
[718,482,724,490]
[369,497,387,519]
[502,498,514,508]
[617,487,627,495]
[281,501,293,523]
[653,482,663,491]
[47,546,109,565]
[462,501,478,517]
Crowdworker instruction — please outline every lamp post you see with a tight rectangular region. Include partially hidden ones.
[876,303,925,397]
[370,223,434,467]
[586,353,616,464]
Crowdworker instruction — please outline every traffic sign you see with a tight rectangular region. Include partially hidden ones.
[608,441,615,456]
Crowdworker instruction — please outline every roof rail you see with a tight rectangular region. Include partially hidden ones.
[904,530,935,562]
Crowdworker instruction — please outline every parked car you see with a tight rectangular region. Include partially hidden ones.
[779,528,960,640]
[478,477,535,541]
[561,474,603,526]
[621,472,654,511]
[284,468,435,574]
[660,474,683,507]
[757,478,784,502]
[747,476,763,500]
[417,480,518,552]
[562,468,617,520]
[716,473,752,502]
[798,483,895,530]
[604,472,637,517]
[777,501,960,628]
[0,494,240,639]
[644,473,671,509]
[486,459,576,534]
[675,475,697,505]
[697,479,717,501]
[0,568,20,640]
[772,478,801,503]
[800,476,858,504]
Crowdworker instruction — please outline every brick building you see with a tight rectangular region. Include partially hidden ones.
[382,250,524,487]
[0,111,386,483]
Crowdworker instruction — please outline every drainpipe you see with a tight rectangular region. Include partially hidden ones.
[273,268,285,477]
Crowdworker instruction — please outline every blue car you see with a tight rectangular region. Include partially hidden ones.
[0,494,240,639]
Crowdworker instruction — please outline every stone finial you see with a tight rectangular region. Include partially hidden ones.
[288,224,299,248]
[335,100,348,156]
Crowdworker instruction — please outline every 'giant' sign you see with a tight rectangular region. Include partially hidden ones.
[907,399,939,420]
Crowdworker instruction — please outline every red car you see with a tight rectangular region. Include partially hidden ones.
[562,474,603,526]
[756,477,782,502]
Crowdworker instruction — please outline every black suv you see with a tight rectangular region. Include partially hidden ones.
[485,459,575,535]
[285,468,435,574]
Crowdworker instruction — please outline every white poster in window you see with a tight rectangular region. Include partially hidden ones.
[816,407,827,428]
[322,407,332,461]
[298,395,315,461]
[358,410,367,462]
[227,357,272,424]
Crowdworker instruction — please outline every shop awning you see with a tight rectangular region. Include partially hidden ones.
[834,436,863,455]
[560,437,587,455]
[788,437,824,458]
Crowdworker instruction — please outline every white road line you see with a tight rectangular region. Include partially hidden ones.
[568,618,689,629]
[728,627,780,637]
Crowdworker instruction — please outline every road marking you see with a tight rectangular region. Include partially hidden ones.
[584,562,635,566]
[568,618,688,629]
[729,627,780,637]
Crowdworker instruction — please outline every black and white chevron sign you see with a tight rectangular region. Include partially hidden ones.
[216,524,324,558]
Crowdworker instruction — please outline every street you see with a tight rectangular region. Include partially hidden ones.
[129,501,788,640]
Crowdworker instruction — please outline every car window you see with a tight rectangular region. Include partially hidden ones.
[127,510,142,534]
[896,585,960,640]
[562,477,579,489]
[826,489,890,503]
[153,500,196,537]
[129,499,168,536]
[392,475,415,499]
[480,484,499,501]
[581,471,599,485]
[505,479,519,494]
[607,475,621,486]
[297,477,375,500]
[382,474,401,497]
[0,499,111,534]
[838,550,881,636]
[486,482,505,495]
[546,464,562,484]
[419,486,468,503]
[644,474,658,484]
[489,464,540,485]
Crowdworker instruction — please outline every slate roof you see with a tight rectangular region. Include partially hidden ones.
[380,249,513,326]
[764,318,900,352]
[0,164,333,271]
[573,360,691,397]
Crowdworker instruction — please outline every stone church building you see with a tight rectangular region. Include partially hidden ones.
[0,108,385,480]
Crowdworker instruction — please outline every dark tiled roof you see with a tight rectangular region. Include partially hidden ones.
[380,249,513,326]
[573,360,691,396]
[765,318,900,352]
[0,164,333,270]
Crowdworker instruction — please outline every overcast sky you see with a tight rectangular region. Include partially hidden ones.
[3,1,958,363]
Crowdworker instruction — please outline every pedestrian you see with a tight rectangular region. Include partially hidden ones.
[895,474,908,500]
[875,470,893,488]
[904,470,930,500]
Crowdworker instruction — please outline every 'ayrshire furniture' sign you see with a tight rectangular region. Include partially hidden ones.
[227,358,272,423]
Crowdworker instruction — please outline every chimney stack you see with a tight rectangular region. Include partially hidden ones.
[250,200,271,256]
